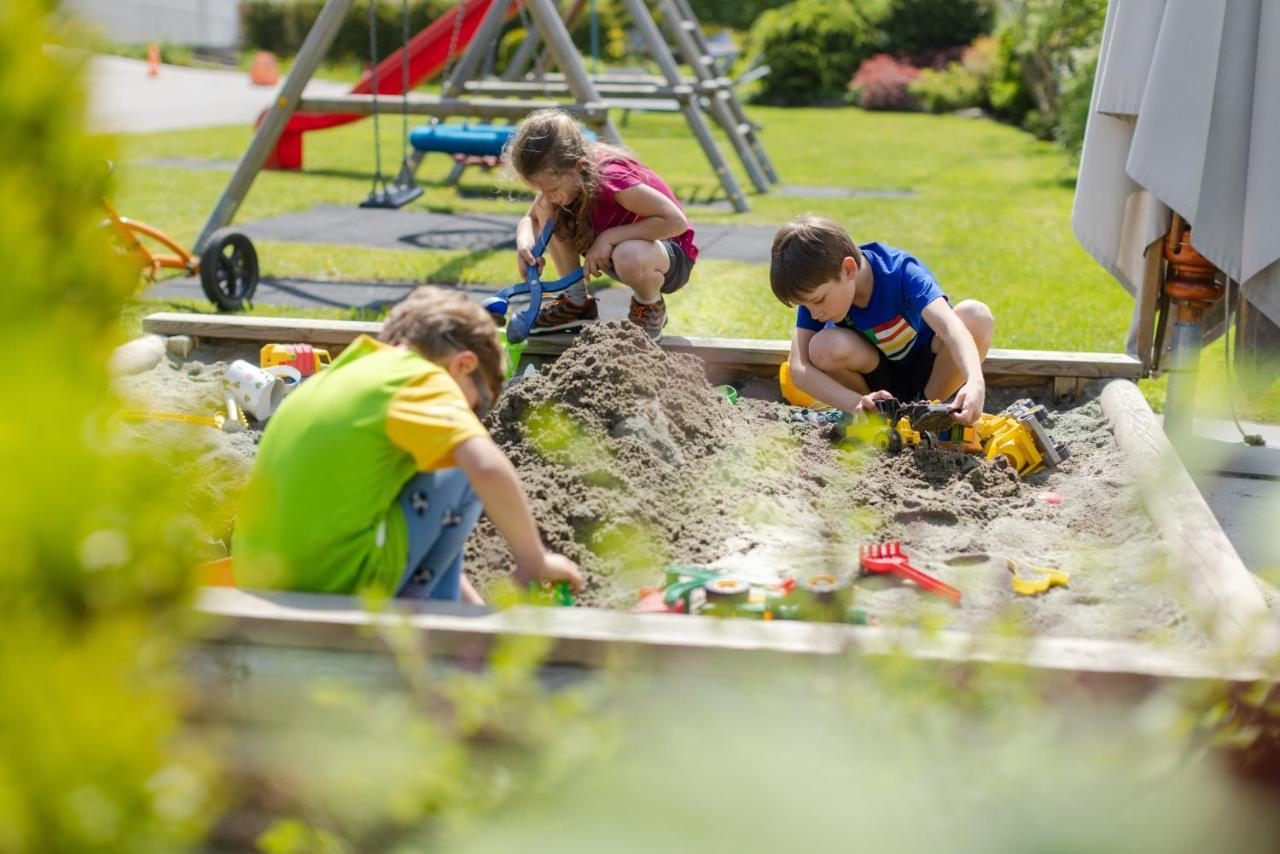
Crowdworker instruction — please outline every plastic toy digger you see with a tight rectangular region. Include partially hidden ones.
[859,541,961,605]
[871,398,1070,477]
[634,566,872,625]
[482,218,585,343]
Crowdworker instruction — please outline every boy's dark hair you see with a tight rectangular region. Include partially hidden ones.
[769,216,861,306]
[380,286,504,400]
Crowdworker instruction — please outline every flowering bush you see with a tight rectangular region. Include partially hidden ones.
[849,54,921,111]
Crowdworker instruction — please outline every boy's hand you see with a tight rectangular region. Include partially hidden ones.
[513,552,585,594]
[583,235,615,278]
[858,389,895,415]
[950,380,986,426]
[517,244,545,280]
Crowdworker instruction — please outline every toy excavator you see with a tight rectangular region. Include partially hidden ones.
[871,398,1069,477]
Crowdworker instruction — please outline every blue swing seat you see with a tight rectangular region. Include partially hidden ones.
[408,122,597,157]
[409,123,516,157]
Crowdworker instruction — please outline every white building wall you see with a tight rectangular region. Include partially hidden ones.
[68,0,242,48]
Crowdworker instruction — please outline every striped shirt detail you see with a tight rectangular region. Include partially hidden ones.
[865,315,917,360]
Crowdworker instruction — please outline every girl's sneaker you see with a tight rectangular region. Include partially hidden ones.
[531,293,599,333]
[628,296,667,341]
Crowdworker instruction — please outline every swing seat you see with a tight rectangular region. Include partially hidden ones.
[359,182,424,209]
[410,123,517,157]
[409,123,598,158]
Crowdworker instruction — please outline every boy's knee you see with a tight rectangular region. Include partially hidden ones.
[809,328,876,373]
[954,300,994,349]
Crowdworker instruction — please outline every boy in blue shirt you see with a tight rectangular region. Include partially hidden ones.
[770,216,993,424]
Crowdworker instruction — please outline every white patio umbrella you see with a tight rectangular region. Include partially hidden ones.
[1072,0,1280,415]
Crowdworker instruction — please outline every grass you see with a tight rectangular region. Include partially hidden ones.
[112,106,1279,421]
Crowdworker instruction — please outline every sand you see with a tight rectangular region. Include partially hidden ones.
[115,325,1202,644]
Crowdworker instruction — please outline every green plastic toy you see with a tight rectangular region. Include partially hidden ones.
[528,580,574,607]
[500,329,528,380]
[713,385,739,404]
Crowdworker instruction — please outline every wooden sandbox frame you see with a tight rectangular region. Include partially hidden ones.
[143,312,1279,692]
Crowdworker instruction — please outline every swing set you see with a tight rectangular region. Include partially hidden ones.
[195,0,779,252]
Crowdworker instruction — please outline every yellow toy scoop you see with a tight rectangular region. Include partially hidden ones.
[1006,559,1069,596]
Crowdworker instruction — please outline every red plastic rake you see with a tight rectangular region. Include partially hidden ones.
[859,541,962,605]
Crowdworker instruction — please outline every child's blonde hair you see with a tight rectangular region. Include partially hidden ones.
[506,108,630,254]
[380,286,504,401]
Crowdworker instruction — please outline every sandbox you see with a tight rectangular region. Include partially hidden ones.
[125,312,1278,670]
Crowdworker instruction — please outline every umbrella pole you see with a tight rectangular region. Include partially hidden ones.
[1161,214,1224,442]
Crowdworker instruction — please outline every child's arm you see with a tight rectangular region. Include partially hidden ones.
[922,299,986,424]
[787,327,886,415]
[516,194,553,279]
[584,185,688,277]
[452,436,585,592]
[459,574,485,605]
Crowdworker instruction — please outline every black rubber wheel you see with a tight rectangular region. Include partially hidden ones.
[199,228,259,312]
[874,429,903,454]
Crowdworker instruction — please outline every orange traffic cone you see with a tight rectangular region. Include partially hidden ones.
[249,50,279,86]
[146,43,161,77]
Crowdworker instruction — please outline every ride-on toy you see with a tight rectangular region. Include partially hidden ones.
[102,165,259,311]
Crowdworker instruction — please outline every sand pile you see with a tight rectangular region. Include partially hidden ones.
[463,323,1198,643]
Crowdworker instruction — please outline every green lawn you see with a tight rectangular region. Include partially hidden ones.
[114,106,1279,421]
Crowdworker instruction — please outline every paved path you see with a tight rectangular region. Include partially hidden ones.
[235,204,779,263]
[86,54,348,133]
[149,275,637,319]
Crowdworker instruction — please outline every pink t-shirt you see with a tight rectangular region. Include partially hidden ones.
[590,157,699,263]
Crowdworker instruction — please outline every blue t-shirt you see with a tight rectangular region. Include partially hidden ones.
[796,242,947,361]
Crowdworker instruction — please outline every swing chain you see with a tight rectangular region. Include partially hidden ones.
[367,0,387,197]
[399,0,412,151]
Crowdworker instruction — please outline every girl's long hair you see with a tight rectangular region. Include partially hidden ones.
[505,109,632,254]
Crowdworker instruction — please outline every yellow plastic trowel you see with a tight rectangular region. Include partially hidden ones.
[1006,559,1069,596]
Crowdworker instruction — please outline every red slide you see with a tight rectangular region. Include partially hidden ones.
[265,0,515,170]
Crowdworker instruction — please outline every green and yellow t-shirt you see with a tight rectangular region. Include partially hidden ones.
[231,336,488,595]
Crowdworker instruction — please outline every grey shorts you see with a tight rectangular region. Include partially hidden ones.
[607,239,694,294]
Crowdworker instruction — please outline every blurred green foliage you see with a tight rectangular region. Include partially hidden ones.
[908,36,997,114]
[879,0,994,57]
[990,0,1107,154]
[748,0,886,105]
[0,1,219,850]
[241,0,456,63]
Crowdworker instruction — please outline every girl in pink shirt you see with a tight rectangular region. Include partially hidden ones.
[507,109,698,341]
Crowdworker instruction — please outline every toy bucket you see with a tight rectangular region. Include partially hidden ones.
[225,359,285,420]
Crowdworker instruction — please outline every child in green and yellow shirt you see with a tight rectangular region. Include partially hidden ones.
[232,286,582,603]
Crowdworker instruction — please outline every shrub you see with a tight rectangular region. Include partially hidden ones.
[1,2,218,849]
[688,0,792,29]
[989,0,1107,141]
[879,0,995,56]
[1054,49,1099,157]
[909,65,984,113]
[749,0,885,106]
[242,1,456,63]
[907,35,998,113]
[849,53,920,111]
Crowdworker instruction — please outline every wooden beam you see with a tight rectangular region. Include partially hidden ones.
[295,94,610,123]
[143,312,381,348]
[193,587,1272,686]
[142,312,1144,381]
[1099,379,1279,651]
